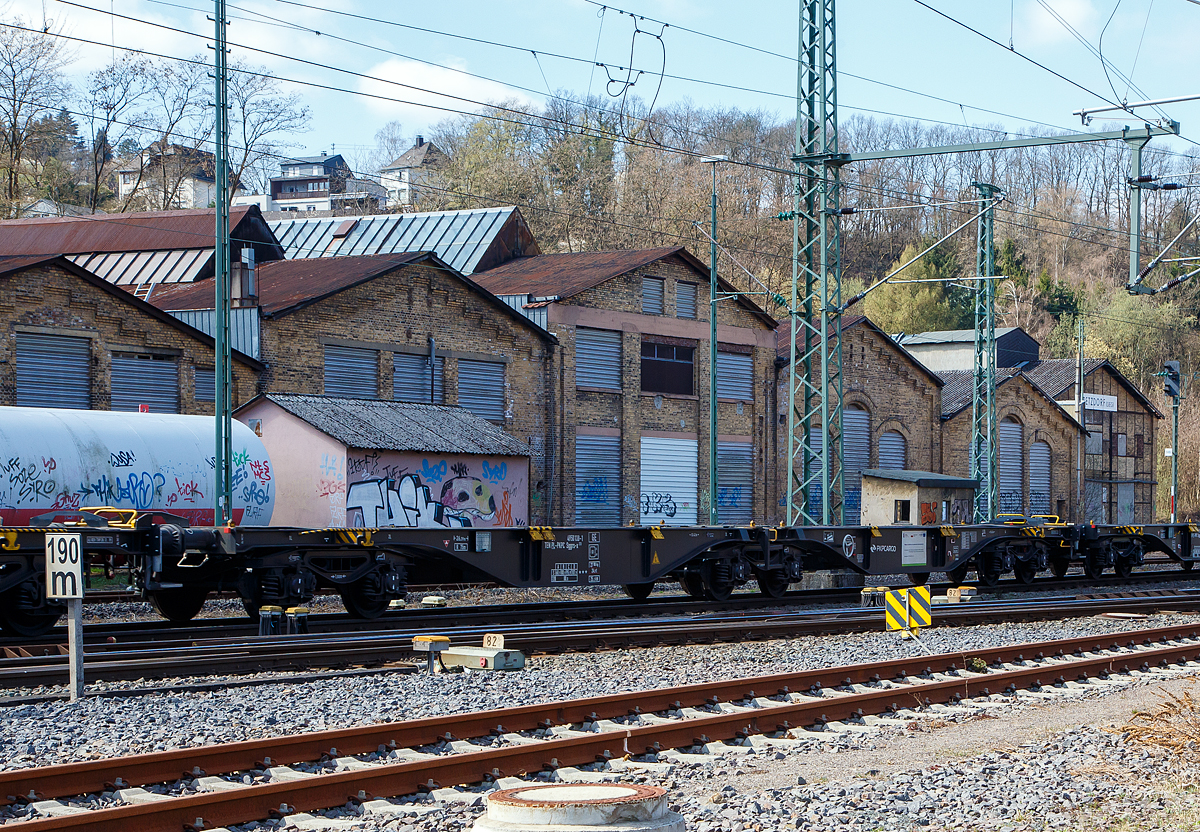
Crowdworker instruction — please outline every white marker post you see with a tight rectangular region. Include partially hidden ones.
[45,532,84,700]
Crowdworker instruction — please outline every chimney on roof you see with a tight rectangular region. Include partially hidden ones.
[231,248,258,308]
[416,135,425,147]
[321,150,327,157]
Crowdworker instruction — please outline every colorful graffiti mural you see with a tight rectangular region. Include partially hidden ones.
[343,453,527,528]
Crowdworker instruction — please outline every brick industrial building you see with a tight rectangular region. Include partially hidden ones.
[0,206,1165,526]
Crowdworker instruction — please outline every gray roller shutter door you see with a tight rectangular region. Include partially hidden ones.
[716,352,753,401]
[843,407,870,524]
[576,328,621,391]
[393,352,444,403]
[575,434,621,525]
[458,359,505,420]
[111,355,180,413]
[15,333,91,409]
[998,418,1024,514]
[324,345,378,399]
[878,430,906,469]
[1028,441,1051,515]
[717,440,754,524]
[639,436,698,525]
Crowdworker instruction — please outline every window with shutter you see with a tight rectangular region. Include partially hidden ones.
[393,352,444,403]
[642,277,664,315]
[457,359,505,420]
[111,354,180,413]
[676,282,697,318]
[716,351,753,401]
[15,333,91,409]
[575,328,622,391]
[323,345,378,399]
[195,367,215,402]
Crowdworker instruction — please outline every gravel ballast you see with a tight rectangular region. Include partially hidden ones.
[4,612,1200,831]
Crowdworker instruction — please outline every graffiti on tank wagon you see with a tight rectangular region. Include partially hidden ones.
[345,456,527,529]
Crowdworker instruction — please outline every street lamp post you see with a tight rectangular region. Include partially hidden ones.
[700,155,727,526]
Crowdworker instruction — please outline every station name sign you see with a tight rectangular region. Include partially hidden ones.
[1082,393,1117,412]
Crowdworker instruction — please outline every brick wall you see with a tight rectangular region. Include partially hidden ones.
[550,253,776,526]
[0,262,258,413]
[256,262,555,523]
[770,318,943,524]
[941,374,1080,520]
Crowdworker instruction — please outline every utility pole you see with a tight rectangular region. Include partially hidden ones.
[787,0,843,525]
[1076,315,1086,521]
[213,0,233,524]
[970,183,1000,522]
[702,155,726,525]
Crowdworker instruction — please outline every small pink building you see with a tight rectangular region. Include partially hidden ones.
[236,394,531,528]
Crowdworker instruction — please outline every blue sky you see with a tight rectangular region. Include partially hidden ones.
[7,0,1200,165]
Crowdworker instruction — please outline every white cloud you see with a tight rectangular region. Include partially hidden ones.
[355,56,537,132]
[1019,0,1099,49]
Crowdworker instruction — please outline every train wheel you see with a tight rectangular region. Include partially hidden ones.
[623,582,655,601]
[977,560,1002,588]
[946,563,971,585]
[340,577,389,619]
[701,561,735,602]
[1184,560,1196,572]
[1013,562,1037,585]
[1050,559,1070,578]
[681,571,706,599]
[147,588,209,622]
[756,569,791,599]
[0,608,62,637]
[908,572,931,587]
[1114,558,1134,579]
[1083,555,1105,580]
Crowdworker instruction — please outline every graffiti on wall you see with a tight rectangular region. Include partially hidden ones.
[343,453,527,528]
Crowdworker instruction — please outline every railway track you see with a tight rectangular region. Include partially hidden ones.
[2,588,1198,689]
[9,565,1197,651]
[3,623,1199,831]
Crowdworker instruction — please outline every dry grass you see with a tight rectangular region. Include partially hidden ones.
[1123,683,1200,756]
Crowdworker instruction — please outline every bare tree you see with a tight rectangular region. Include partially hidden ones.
[81,59,152,212]
[227,61,309,194]
[0,20,72,213]
[121,58,215,211]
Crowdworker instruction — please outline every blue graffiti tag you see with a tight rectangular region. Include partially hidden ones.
[717,486,744,508]
[579,477,608,503]
[481,460,508,482]
[81,471,166,510]
[242,479,272,507]
[419,459,449,484]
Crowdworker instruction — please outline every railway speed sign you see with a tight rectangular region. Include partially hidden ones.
[45,532,83,599]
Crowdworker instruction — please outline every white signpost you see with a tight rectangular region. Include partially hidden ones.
[45,532,84,700]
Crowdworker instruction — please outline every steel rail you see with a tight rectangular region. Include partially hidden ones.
[6,624,1200,831]
[2,592,1198,687]
[7,567,1193,651]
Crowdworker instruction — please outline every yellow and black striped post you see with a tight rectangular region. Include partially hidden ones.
[884,586,932,633]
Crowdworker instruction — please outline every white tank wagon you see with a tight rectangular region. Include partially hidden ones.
[0,407,274,526]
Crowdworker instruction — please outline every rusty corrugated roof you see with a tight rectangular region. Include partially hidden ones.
[0,207,257,253]
[150,252,428,316]
[147,251,556,341]
[474,247,681,297]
